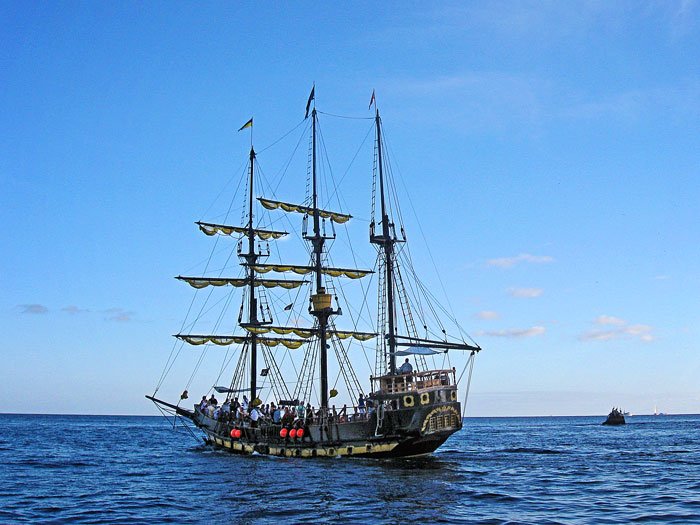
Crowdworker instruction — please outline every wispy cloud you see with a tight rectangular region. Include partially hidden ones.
[508,287,544,298]
[103,308,135,322]
[487,253,555,269]
[595,315,626,326]
[19,304,48,314]
[579,315,654,342]
[475,310,500,320]
[479,326,546,338]
[62,305,90,314]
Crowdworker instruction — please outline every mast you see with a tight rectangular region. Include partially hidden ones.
[246,146,258,402]
[310,107,330,409]
[371,109,398,374]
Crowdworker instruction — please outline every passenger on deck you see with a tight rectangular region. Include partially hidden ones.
[208,394,218,406]
[398,358,413,375]
[199,396,208,412]
[249,406,260,428]
[358,394,366,417]
[272,405,282,424]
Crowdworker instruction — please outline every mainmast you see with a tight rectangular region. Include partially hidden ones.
[370,109,398,374]
[246,146,258,402]
[309,107,333,410]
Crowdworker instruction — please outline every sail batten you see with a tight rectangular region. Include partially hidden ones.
[392,334,481,352]
[175,334,307,349]
[176,276,308,290]
[196,221,288,240]
[247,263,372,279]
[258,197,352,224]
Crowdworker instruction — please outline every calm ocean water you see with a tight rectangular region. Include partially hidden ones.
[1,414,699,524]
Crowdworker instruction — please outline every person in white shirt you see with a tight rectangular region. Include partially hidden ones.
[249,406,260,428]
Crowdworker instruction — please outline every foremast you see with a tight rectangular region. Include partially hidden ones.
[245,146,259,402]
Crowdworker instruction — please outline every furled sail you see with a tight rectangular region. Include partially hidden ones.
[176,276,308,290]
[248,264,372,280]
[258,197,352,224]
[241,325,377,342]
[175,334,307,350]
[196,221,288,240]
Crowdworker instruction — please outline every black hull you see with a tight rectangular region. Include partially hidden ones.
[194,402,462,459]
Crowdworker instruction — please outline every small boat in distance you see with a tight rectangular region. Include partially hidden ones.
[653,405,668,416]
[603,407,626,426]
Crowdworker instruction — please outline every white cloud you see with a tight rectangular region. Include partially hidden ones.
[62,305,90,314]
[103,308,135,322]
[595,315,626,326]
[479,326,546,338]
[580,316,654,342]
[19,304,48,314]
[509,287,543,298]
[487,253,555,268]
[475,310,500,320]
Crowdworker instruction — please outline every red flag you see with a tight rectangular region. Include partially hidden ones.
[368,89,376,110]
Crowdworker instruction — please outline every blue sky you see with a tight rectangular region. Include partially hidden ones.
[1,1,698,416]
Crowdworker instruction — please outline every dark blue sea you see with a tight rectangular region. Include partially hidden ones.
[1,414,699,524]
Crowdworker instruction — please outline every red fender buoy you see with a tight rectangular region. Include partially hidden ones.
[289,428,297,439]
[230,429,236,438]
[280,428,288,438]
[296,428,304,438]
[233,429,242,439]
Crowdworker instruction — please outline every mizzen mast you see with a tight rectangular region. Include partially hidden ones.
[370,108,399,374]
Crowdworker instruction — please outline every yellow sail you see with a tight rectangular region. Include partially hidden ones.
[176,276,308,290]
[258,197,352,224]
[196,221,288,240]
[175,334,306,350]
[241,326,377,342]
[249,264,372,279]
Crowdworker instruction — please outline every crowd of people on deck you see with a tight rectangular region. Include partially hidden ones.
[196,392,378,428]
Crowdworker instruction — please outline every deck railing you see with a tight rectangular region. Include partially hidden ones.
[370,368,456,394]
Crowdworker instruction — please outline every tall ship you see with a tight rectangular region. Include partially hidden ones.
[148,89,481,458]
